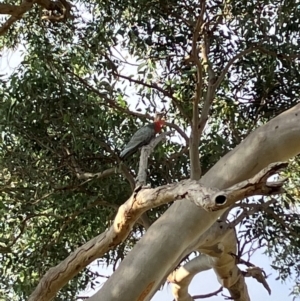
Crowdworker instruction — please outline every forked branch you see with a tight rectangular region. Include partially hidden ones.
[28,161,287,301]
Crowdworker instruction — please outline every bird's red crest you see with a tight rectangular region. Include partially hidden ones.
[154,119,165,133]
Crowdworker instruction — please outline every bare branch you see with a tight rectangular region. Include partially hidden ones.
[189,0,206,180]
[75,165,116,181]
[134,131,174,228]
[0,4,20,15]
[243,266,271,295]
[136,131,174,186]
[196,6,221,139]
[0,0,34,36]
[193,287,223,299]
[197,162,287,211]
[169,254,213,301]
[91,103,300,301]
[0,0,73,36]
[28,161,287,301]
[197,29,216,148]
[170,220,249,301]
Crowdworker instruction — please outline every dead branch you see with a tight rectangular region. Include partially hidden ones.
[243,266,271,295]
[229,252,271,295]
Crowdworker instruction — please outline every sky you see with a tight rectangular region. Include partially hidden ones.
[82,250,295,301]
[1,41,297,301]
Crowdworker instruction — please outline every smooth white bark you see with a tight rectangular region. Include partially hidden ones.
[89,104,300,301]
[28,162,283,301]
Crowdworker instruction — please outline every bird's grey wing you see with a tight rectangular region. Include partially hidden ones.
[120,125,155,159]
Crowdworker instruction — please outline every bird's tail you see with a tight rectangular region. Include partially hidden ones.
[119,146,136,160]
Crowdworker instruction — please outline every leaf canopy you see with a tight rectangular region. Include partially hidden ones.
[0,0,300,299]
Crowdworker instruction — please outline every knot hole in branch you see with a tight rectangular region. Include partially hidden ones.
[215,195,226,205]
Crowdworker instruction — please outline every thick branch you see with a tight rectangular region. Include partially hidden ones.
[0,0,73,36]
[135,130,173,228]
[170,220,250,301]
[0,4,20,15]
[169,255,213,301]
[91,103,300,301]
[195,162,287,211]
[28,161,285,301]
[0,0,34,36]
[28,131,170,301]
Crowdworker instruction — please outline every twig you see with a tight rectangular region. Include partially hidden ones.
[116,72,191,124]
[193,287,223,299]
[66,70,189,143]
[116,73,180,105]
[214,46,258,90]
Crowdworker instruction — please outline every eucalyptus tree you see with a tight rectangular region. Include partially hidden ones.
[0,0,300,300]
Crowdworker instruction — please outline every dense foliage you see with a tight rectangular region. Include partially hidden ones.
[0,0,300,299]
